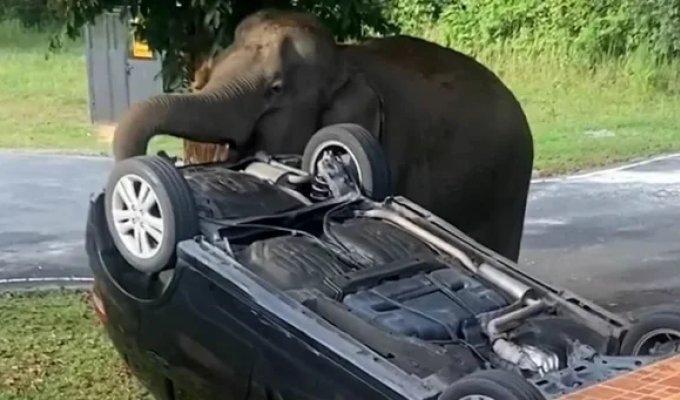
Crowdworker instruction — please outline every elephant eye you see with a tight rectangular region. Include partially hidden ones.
[269,80,284,96]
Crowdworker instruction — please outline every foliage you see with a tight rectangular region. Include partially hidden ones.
[10,0,680,89]
[381,0,448,33]
[0,0,62,30]
[4,18,680,174]
[628,0,680,60]
[401,0,680,63]
[46,0,398,92]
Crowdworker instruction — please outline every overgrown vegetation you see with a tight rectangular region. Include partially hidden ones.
[381,0,680,172]
[3,0,680,88]
[0,0,61,30]
[389,0,680,62]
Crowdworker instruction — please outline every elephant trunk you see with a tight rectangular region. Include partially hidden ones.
[112,81,262,161]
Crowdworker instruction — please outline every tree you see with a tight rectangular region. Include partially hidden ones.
[50,0,398,162]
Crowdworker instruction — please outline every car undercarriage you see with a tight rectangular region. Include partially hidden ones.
[186,165,662,397]
[88,124,680,400]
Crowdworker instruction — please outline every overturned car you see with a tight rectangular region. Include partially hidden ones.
[85,124,680,400]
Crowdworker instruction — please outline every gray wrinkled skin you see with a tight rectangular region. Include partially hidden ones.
[112,9,534,261]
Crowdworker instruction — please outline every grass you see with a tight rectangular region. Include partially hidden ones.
[0,290,152,400]
[2,20,680,174]
[1,18,680,399]
[2,21,680,174]
[0,20,181,157]
[0,22,95,153]
[476,46,680,174]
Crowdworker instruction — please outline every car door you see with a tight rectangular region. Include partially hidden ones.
[139,267,257,400]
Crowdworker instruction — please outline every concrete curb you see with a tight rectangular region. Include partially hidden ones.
[0,148,111,161]
[531,152,680,184]
[0,277,94,293]
[0,276,94,285]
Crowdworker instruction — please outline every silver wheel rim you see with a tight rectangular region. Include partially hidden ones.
[632,328,680,355]
[460,396,494,400]
[309,140,364,185]
[111,174,165,259]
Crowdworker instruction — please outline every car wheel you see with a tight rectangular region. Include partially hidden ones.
[620,308,680,356]
[439,370,545,400]
[301,123,391,200]
[104,155,198,274]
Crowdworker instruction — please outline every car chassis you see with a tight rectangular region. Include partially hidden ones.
[85,124,680,400]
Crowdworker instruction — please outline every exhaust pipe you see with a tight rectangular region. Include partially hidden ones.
[356,208,557,374]
[487,298,545,339]
[358,209,532,301]
[478,263,533,301]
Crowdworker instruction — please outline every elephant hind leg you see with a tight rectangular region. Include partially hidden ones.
[489,194,528,263]
[484,168,531,263]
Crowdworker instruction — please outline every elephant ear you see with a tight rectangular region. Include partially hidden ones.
[320,70,383,138]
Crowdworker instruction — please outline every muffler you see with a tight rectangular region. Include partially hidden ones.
[357,208,559,374]
[357,209,533,301]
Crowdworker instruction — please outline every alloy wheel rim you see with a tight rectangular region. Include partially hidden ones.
[633,328,680,356]
[111,174,165,259]
[310,140,364,185]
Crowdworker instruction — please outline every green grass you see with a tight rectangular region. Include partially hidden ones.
[3,19,680,174]
[3,21,680,174]
[477,46,680,175]
[0,20,181,157]
[2,19,680,399]
[0,290,152,400]
[0,21,95,153]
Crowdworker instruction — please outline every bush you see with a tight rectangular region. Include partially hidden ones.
[629,0,680,61]
[6,0,680,88]
[395,0,680,63]
[382,0,447,33]
[0,0,62,30]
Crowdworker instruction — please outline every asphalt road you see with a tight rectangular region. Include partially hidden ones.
[0,151,111,290]
[0,150,679,312]
[519,155,680,313]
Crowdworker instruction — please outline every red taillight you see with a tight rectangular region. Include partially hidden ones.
[91,287,108,324]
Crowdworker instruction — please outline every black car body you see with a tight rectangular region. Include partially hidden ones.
[85,144,679,400]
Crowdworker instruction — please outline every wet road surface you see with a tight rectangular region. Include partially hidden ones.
[0,150,679,313]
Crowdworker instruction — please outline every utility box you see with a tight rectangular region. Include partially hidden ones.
[83,9,164,125]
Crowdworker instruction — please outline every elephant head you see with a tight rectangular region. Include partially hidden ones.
[112,9,382,161]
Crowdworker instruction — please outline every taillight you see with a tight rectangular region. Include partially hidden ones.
[91,286,108,324]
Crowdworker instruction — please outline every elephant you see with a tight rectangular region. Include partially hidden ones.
[111,9,534,262]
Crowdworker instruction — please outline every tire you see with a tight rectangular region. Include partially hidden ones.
[619,307,680,356]
[301,123,391,200]
[439,370,545,400]
[627,304,680,320]
[104,155,198,273]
